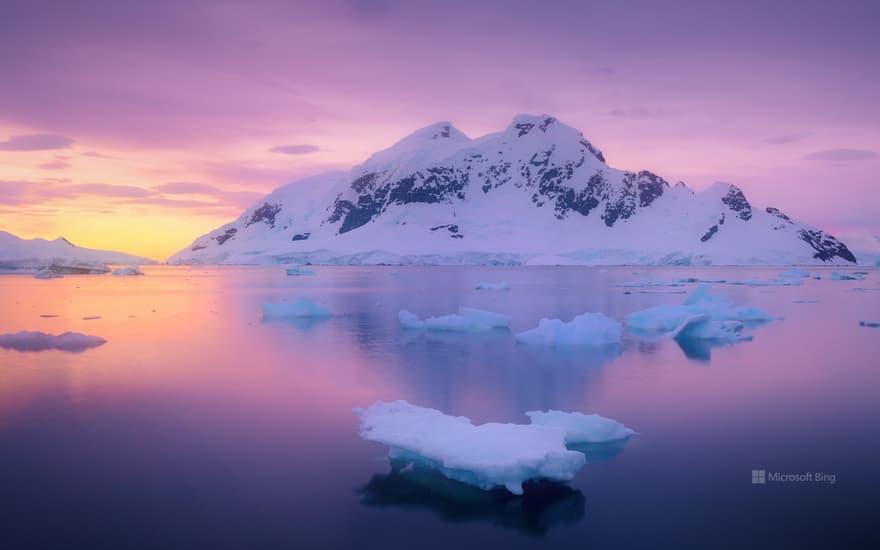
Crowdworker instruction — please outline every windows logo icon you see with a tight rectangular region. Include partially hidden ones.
[752,469,766,484]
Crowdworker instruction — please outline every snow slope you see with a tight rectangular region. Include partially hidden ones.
[0,231,153,273]
[169,115,857,266]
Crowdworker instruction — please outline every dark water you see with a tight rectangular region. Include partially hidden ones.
[1,266,879,549]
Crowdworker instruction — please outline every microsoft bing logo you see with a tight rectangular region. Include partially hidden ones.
[751,469,766,484]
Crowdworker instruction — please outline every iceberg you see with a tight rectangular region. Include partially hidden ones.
[354,400,587,495]
[0,331,107,352]
[525,410,634,444]
[34,268,63,279]
[112,265,144,276]
[399,307,511,332]
[261,297,332,319]
[515,313,622,347]
[626,284,776,344]
[286,266,315,276]
[475,282,510,290]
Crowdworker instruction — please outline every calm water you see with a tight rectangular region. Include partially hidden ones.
[1,266,879,549]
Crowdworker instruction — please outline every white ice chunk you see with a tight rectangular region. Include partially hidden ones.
[515,313,622,347]
[779,268,810,279]
[112,265,144,276]
[831,271,864,281]
[286,267,315,276]
[34,268,63,279]
[626,284,776,343]
[525,410,634,444]
[399,307,511,332]
[262,297,332,319]
[475,282,510,290]
[354,400,587,495]
[0,331,107,352]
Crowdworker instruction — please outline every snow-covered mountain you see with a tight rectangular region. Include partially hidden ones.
[170,114,857,266]
[0,231,153,273]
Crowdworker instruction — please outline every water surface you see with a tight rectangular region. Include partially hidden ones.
[1,266,878,548]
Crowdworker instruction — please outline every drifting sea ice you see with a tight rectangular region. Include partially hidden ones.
[779,268,811,279]
[515,313,622,347]
[475,282,510,290]
[525,410,635,444]
[625,284,776,343]
[860,321,880,328]
[399,307,511,332]
[34,268,62,279]
[112,265,144,276]
[286,267,316,276]
[354,400,587,495]
[262,297,332,319]
[0,331,107,352]
[831,271,864,281]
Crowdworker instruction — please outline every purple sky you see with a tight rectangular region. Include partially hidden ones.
[1,0,878,257]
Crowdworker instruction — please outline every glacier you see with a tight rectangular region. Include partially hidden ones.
[168,115,857,267]
[354,400,587,495]
[261,297,332,319]
[0,230,151,273]
[0,331,107,352]
[399,307,511,332]
[516,313,622,347]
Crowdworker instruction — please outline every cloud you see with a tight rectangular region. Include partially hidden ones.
[803,148,878,161]
[68,183,155,198]
[153,181,262,208]
[766,132,811,145]
[82,150,118,159]
[0,134,74,151]
[40,161,71,171]
[268,144,321,155]
[607,107,664,118]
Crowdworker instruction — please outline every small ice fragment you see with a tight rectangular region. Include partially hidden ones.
[516,313,622,347]
[831,271,863,281]
[112,265,144,276]
[286,267,315,276]
[0,331,107,352]
[262,297,332,319]
[860,321,880,328]
[354,400,587,494]
[39,314,59,318]
[81,316,102,320]
[779,268,810,279]
[525,410,634,444]
[34,268,63,279]
[399,307,511,332]
[475,282,510,290]
[793,299,819,304]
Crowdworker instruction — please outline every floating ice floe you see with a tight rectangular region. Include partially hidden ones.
[831,271,865,281]
[47,259,110,274]
[262,297,332,319]
[34,268,63,279]
[354,401,588,495]
[0,331,107,352]
[626,284,777,344]
[860,321,880,328]
[112,265,144,276]
[516,313,622,347]
[779,268,811,279]
[399,307,511,332]
[793,299,819,304]
[286,266,315,276]
[475,282,510,290]
[525,410,634,444]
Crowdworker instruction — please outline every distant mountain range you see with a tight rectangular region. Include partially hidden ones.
[0,231,153,273]
[168,114,858,266]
